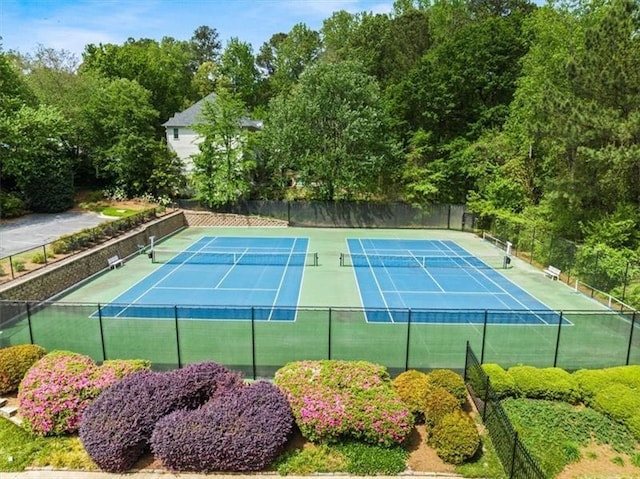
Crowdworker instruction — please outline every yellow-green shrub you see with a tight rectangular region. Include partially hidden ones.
[423,387,460,428]
[573,366,640,405]
[508,366,579,403]
[628,412,640,441]
[482,363,516,398]
[0,344,47,394]
[427,369,467,406]
[592,384,640,424]
[429,410,480,464]
[392,370,432,420]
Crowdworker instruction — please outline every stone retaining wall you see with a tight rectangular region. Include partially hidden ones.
[0,211,186,302]
[183,210,287,227]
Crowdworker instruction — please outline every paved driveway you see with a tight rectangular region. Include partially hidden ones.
[0,211,106,257]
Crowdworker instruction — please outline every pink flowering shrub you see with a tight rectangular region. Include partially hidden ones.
[18,351,149,436]
[274,360,413,446]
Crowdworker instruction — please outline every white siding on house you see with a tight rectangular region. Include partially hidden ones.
[166,128,201,173]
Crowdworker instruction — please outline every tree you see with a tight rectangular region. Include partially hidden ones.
[263,61,399,200]
[219,38,261,109]
[81,37,193,125]
[82,78,160,196]
[192,88,256,206]
[268,23,321,97]
[0,104,74,212]
[190,25,222,68]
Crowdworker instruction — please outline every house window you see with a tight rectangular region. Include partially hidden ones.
[173,128,179,140]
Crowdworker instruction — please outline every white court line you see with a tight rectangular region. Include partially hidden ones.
[358,238,396,323]
[155,286,277,292]
[409,251,446,292]
[109,236,217,318]
[213,248,248,288]
[268,238,298,321]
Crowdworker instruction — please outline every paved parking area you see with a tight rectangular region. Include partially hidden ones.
[0,211,106,257]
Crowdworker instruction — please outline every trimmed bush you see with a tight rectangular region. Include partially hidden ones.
[423,387,460,428]
[508,366,578,403]
[80,362,244,473]
[0,344,47,394]
[592,383,640,424]
[392,369,432,421]
[151,381,294,472]
[0,191,26,218]
[427,369,467,406]
[18,352,147,436]
[482,363,516,398]
[628,412,640,441]
[430,410,480,465]
[31,249,55,265]
[275,360,413,446]
[573,366,640,405]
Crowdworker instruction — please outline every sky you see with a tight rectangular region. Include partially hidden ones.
[0,0,394,59]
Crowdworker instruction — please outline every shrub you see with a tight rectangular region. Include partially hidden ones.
[423,387,460,429]
[629,413,640,441]
[573,366,640,405]
[0,191,26,218]
[391,369,432,421]
[80,362,244,473]
[508,366,578,403]
[13,259,26,272]
[482,363,516,398]
[151,381,294,472]
[430,410,480,465]
[592,383,640,424]
[275,360,413,446]
[0,344,47,394]
[51,235,74,254]
[427,369,467,406]
[275,444,346,475]
[18,351,147,436]
[31,249,55,265]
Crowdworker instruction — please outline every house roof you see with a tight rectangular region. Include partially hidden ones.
[163,93,263,131]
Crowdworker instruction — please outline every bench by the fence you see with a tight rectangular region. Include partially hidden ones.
[543,265,561,280]
[108,255,123,269]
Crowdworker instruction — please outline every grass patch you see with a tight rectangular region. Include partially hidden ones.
[503,398,638,477]
[0,418,47,471]
[100,207,138,217]
[0,418,96,472]
[275,439,408,475]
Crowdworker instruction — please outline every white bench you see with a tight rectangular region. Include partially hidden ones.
[108,255,123,269]
[543,265,561,280]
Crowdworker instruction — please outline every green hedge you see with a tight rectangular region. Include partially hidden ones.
[392,369,431,421]
[0,344,47,394]
[508,366,578,403]
[427,369,467,406]
[573,365,640,405]
[429,410,480,465]
[592,383,640,425]
[482,363,516,398]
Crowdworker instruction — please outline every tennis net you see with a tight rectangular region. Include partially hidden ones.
[339,252,508,269]
[152,249,319,266]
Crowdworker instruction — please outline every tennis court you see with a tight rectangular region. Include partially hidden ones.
[98,236,316,321]
[2,227,635,374]
[344,238,561,324]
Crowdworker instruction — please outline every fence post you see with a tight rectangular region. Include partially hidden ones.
[174,306,182,369]
[510,431,519,479]
[481,310,488,364]
[251,307,256,380]
[553,311,564,367]
[622,261,631,302]
[26,302,34,344]
[328,307,332,360]
[626,311,636,366]
[529,229,535,264]
[42,245,48,265]
[9,255,15,279]
[447,205,452,230]
[405,309,412,371]
[98,304,106,362]
[464,341,469,382]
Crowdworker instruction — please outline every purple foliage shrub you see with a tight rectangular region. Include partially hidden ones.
[151,381,294,472]
[80,362,243,473]
[274,360,413,446]
[18,351,146,436]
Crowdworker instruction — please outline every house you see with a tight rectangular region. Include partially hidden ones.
[163,93,263,173]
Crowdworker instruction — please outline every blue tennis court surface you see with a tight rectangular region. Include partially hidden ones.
[98,236,311,321]
[347,238,562,325]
